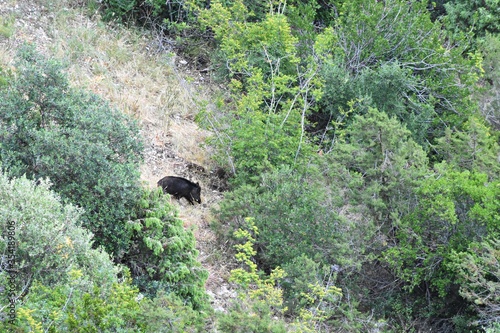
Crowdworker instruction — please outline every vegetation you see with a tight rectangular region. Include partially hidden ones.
[0,44,143,256]
[1,0,499,331]
[0,45,209,330]
[192,0,499,331]
[126,188,209,310]
[0,173,208,332]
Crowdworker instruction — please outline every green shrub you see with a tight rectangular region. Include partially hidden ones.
[0,171,119,298]
[126,188,209,310]
[315,0,480,149]
[138,290,209,333]
[217,218,288,333]
[450,239,500,329]
[0,171,131,331]
[16,273,145,333]
[329,108,429,228]
[478,34,500,130]
[102,0,137,21]
[215,165,362,272]
[434,116,500,179]
[197,0,321,186]
[0,172,209,332]
[383,164,500,325]
[0,44,143,256]
[444,0,500,39]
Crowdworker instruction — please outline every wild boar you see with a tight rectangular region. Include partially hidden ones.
[157,176,201,205]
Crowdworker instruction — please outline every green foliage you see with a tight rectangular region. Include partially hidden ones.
[434,116,500,179]
[0,172,137,332]
[0,45,143,255]
[222,219,384,333]
[478,34,500,130]
[282,255,324,315]
[197,0,321,186]
[16,270,147,332]
[125,188,209,310]
[217,217,288,333]
[229,218,286,306]
[444,0,500,38]
[384,163,500,299]
[199,0,299,81]
[15,272,209,332]
[138,290,209,333]
[0,172,209,332]
[317,63,436,146]
[282,256,357,332]
[215,165,361,271]
[212,110,315,186]
[217,299,287,333]
[449,239,500,329]
[61,0,500,329]
[102,0,137,21]
[29,273,143,332]
[0,14,15,38]
[0,172,119,300]
[329,108,429,227]
[101,0,211,65]
[316,0,480,148]
[0,65,12,88]
[199,0,323,106]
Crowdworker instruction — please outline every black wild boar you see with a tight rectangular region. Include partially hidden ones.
[157,176,201,205]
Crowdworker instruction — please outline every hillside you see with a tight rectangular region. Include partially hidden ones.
[2,0,500,331]
[0,0,235,312]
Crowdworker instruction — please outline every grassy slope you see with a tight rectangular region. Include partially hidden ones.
[0,0,236,311]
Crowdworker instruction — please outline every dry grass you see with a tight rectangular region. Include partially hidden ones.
[0,0,236,311]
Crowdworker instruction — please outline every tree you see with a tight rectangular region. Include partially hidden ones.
[0,45,143,256]
[383,163,500,327]
[0,172,119,300]
[478,34,500,130]
[215,165,360,271]
[315,0,480,148]
[197,0,321,186]
[0,172,130,331]
[0,172,210,332]
[443,0,500,39]
[434,116,500,179]
[329,108,429,229]
[217,218,288,333]
[450,239,500,329]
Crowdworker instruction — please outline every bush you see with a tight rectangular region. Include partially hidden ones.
[0,45,143,256]
[329,108,429,228]
[0,171,131,331]
[434,116,500,179]
[125,188,209,310]
[315,0,480,149]
[215,165,364,273]
[138,290,209,333]
[383,163,500,327]
[450,239,500,329]
[0,172,210,332]
[216,218,288,333]
[0,171,118,297]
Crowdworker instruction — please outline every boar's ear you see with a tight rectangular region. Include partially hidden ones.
[196,182,199,185]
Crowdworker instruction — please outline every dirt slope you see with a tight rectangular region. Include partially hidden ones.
[0,0,235,311]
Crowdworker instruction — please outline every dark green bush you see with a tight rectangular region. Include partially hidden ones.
[0,44,143,256]
[215,165,361,272]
